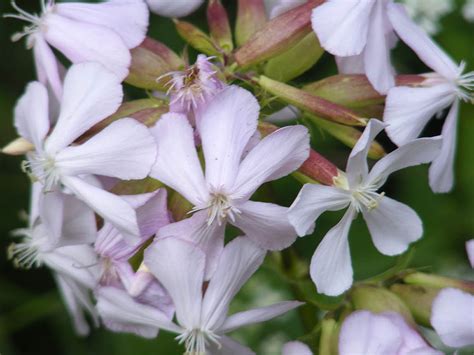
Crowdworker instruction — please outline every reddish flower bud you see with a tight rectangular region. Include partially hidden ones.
[235,0,267,46]
[207,0,233,52]
[174,19,220,56]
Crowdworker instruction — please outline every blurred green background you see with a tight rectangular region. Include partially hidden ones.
[0,1,473,354]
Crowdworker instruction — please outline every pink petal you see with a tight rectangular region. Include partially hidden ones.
[336,54,365,74]
[136,188,170,237]
[146,0,204,17]
[282,341,313,355]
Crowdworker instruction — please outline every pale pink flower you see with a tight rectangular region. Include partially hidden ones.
[6,0,149,98]
[97,237,302,354]
[384,4,474,193]
[146,0,204,18]
[14,62,157,241]
[339,310,442,355]
[150,86,309,277]
[288,119,441,296]
[431,288,474,349]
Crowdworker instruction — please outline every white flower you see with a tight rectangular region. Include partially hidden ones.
[282,341,313,355]
[384,3,474,193]
[288,119,442,296]
[339,310,442,355]
[463,0,474,23]
[14,62,158,241]
[431,288,474,348]
[146,0,204,18]
[5,0,149,98]
[149,85,309,277]
[97,237,302,354]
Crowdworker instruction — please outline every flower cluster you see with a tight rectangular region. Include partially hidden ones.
[2,0,473,354]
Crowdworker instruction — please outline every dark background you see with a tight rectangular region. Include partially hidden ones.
[0,1,473,354]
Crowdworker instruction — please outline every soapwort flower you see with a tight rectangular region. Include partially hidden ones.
[97,237,302,354]
[288,119,441,295]
[14,62,157,241]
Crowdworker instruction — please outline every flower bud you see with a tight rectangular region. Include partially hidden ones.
[390,284,440,326]
[207,0,233,53]
[259,76,367,126]
[403,272,474,294]
[351,285,414,323]
[2,137,34,155]
[319,318,338,355]
[258,122,339,185]
[305,115,385,159]
[234,0,323,67]
[264,33,324,82]
[174,19,220,56]
[235,0,267,46]
[126,37,184,90]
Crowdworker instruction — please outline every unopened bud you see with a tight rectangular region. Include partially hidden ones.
[235,0,267,46]
[305,114,385,159]
[264,33,324,82]
[351,285,414,324]
[2,137,34,155]
[126,37,184,90]
[319,318,338,355]
[390,284,441,327]
[174,19,220,56]
[403,272,474,294]
[207,0,233,53]
[234,0,323,67]
[259,76,367,126]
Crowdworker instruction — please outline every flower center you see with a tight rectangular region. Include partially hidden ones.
[351,186,385,212]
[22,152,60,191]
[454,62,474,103]
[8,227,44,269]
[176,328,221,355]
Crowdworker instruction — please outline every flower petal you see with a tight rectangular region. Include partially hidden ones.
[384,84,456,146]
[231,125,310,199]
[311,0,375,56]
[201,237,266,331]
[466,239,474,268]
[231,201,298,250]
[368,137,442,188]
[198,86,259,190]
[208,336,255,355]
[46,62,123,153]
[336,54,365,74]
[56,0,149,49]
[282,341,313,355]
[144,237,205,329]
[362,196,422,256]
[14,81,50,149]
[150,113,209,206]
[431,288,474,348]
[266,0,306,19]
[55,118,157,180]
[43,13,131,80]
[288,184,351,237]
[387,2,459,80]
[220,301,303,334]
[146,0,204,17]
[38,190,64,245]
[59,194,97,247]
[32,34,63,100]
[136,188,170,237]
[310,207,355,296]
[429,101,459,193]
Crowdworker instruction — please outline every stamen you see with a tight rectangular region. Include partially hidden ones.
[190,190,241,226]
[22,153,60,191]
[8,228,42,269]
[176,328,221,355]
[455,61,474,103]
[351,186,385,212]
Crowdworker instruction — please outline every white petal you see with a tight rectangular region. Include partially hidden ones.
[282,341,313,355]
[60,194,97,246]
[339,310,403,355]
[231,125,310,199]
[46,62,123,153]
[14,81,50,149]
[144,237,205,329]
[346,119,385,188]
[363,196,422,256]
[311,0,375,56]
[429,101,459,193]
[231,201,298,250]
[368,137,442,188]
[156,211,225,279]
[387,3,459,80]
[310,207,355,296]
[201,237,266,331]
[288,184,351,237]
[62,176,140,242]
[43,13,131,80]
[466,239,474,268]
[38,190,64,246]
[146,0,204,17]
[32,34,63,100]
[363,0,395,94]
[220,301,303,334]
[431,288,474,348]
[136,188,170,237]
[56,0,149,49]
[56,118,156,180]
[150,113,209,206]
[198,86,260,190]
[96,286,181,335]
[266,0,306,19]
[384,85,456,146]
[336,54,365,74]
